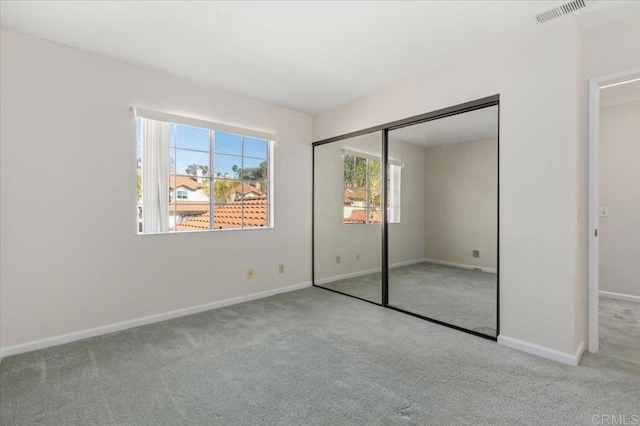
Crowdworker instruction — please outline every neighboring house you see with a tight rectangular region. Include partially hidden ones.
[170,173,208,202]
[344,187,365,207]
[137,173,209,229]
[344,187,380,223]
[168,172,209,228]
[170,178,266,230]
[213,180,265,204]
[234,181,264,200]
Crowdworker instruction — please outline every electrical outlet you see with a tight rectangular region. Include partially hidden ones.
[336,256,341,264]
[247,268,254,279]
[356,253,360,261]
[473,250,479,258]
[279,264,285,274]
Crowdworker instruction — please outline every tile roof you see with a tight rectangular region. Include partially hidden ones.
[170,174,206,191]
[175,196,268,231]
[235,181,263,197]
[344,187,367,205]
[344,209,381,224]
[171,202,210,214]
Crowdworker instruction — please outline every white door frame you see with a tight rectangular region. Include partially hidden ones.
[588,67,640,353]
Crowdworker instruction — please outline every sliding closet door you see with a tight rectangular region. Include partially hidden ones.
[387,106,499,337]
[313,132,383,304]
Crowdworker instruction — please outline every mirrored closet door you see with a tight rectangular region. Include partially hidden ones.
[312,96,499,340]
[313,131,383,304]
[387,105,499,337]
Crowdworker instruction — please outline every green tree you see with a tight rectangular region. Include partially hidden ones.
[185,163,208,175]
[137,174,142,200]
[344,155,381,206]
[230,161,268,193]
[214,179,236,203]
[237,161,267,181]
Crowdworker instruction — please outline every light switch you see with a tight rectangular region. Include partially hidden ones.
[599,207,608,217]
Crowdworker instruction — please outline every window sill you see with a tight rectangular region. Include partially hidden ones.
[137,226,274,236]
[342,222,401,226]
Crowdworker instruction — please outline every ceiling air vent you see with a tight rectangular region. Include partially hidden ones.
[535,0,588,24]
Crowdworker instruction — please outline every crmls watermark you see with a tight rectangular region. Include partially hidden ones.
[591,414,639,425]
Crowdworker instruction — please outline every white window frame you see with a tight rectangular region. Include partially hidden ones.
[134,108,276,234]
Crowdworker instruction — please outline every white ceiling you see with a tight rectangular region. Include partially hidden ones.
[1,1,638,114]
[390,105,498,148]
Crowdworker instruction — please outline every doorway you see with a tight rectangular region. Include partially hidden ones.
[588,69,640,358]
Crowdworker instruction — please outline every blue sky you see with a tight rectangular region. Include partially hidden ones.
[137,120,268,177]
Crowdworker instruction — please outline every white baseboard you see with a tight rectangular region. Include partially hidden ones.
[424,258,497,274]
[599,290,640,303]
[314,258,426,285]
[498,335,584,366]
[0,281,312,359]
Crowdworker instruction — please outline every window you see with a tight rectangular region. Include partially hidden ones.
[136,110,274,234]
[343,151,401,224]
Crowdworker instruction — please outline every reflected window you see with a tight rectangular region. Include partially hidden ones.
[343,152,400,224]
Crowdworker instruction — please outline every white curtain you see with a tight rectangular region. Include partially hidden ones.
[389,164,401,223]
[141,118,170,233]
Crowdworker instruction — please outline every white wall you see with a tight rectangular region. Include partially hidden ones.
[313,133,424,281]
[314,21,581,355]
[598,100,640,297]
[423,138,498,270]
[577,15,640,348]
[389,140,425,266]
[0,28,312,350]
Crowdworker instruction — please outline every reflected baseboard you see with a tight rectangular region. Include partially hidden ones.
[599,291,640,303]
[315,268,381,286]
[424,258,497,274]
[315,258,426,285]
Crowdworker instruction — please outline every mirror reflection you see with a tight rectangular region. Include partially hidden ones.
[314,132,383,303]
[388,106,498,336]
